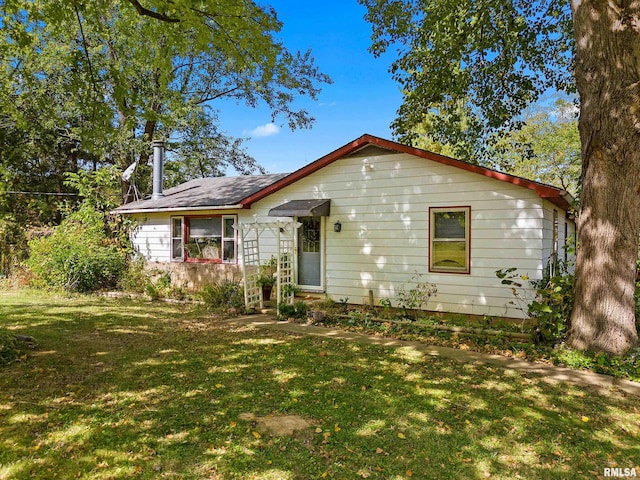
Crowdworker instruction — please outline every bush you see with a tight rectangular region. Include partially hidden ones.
[0,216,27,278]
[528,273,575,344]
[26,206,127,292]
[118,259,151,294]
[200,280,244,313]
[278,300,309,320]
[0,329,26,366]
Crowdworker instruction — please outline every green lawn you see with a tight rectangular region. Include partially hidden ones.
[1,291,639,479]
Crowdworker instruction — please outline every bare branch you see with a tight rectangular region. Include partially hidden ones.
[126,0,180,23]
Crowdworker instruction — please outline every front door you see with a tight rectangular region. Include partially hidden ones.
[297,216,322,289]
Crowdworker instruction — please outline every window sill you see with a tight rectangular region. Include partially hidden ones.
[185,258,223,264]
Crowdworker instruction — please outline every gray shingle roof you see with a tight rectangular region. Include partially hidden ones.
[114,173,288,213]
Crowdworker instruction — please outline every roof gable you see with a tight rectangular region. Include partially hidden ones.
[240,134,574,211]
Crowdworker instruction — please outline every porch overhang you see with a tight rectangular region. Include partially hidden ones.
[268,199,330,217]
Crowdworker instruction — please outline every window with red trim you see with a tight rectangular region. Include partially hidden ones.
[172,215,237,263]
[429,207,470,274]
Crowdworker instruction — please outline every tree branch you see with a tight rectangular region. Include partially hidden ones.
[126,0,180,23]
[196,86,243,104]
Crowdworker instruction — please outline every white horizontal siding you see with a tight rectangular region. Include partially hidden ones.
[129,210,245,264]
[130,215,171,262]
[245,151,553,318]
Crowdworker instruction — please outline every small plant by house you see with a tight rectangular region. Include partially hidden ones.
[278,300,308,320]
[396,272,438,321]
[257,256,277,300]
[199,280,245,314]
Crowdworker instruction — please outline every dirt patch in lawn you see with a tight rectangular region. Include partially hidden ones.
[239,412,313,436]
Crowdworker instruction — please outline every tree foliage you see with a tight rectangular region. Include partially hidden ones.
[0,0,330,222]
[360,0,573,162]
[491,101,581,197]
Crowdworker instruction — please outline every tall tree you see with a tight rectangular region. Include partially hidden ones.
[0,0,330,219]
[360,0,639,355]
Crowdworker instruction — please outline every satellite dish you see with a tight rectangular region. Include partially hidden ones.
[121,162,137,182]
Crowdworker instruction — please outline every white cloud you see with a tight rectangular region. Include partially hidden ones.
[248,122,280,137]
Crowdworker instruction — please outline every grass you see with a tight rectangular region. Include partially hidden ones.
[309,304,640,383]
[1,290,639,479]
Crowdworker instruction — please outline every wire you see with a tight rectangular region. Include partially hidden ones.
[4,191,79,196]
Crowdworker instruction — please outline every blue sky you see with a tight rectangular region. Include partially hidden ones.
[215,1,402,175]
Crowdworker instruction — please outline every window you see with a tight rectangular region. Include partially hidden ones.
[429,207,470,274]
[171,217,184,261]
[172,215,237,263]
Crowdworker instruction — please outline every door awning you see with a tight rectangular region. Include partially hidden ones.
[268,199,331,217]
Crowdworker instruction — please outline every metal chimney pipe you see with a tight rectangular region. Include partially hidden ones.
[151,139,165,201]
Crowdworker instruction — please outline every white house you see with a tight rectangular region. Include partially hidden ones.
[115,134,575,318]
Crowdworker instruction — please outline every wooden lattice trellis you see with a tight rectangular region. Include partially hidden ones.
[235,220,300,312]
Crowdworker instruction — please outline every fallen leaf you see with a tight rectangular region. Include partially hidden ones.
[376,447,384,454]
[252,431,261,439]
[581,416,589,423]
[397,432,406,439]
[406,469,413,477]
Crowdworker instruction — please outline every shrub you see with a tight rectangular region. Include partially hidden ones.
[118,258,151,294]
[293,300,309,318]
[277,301,309,320]
[528,273,575,344]
[277,303,296,318]
[0,216,27,278]
[26,206,127,292]
[200,280,244,313]
[497,266,574,345]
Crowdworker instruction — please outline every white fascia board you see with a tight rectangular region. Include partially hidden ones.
[111,204,244,215]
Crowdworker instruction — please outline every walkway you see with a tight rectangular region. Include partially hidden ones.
[222,314,640,398]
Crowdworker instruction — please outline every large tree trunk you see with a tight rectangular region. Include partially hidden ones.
[568,0,640,355]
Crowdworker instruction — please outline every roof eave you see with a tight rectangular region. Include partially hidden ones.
[240,134,575,212]
[111,204,243,215]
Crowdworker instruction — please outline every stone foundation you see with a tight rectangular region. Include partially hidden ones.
[145,261,244,291]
